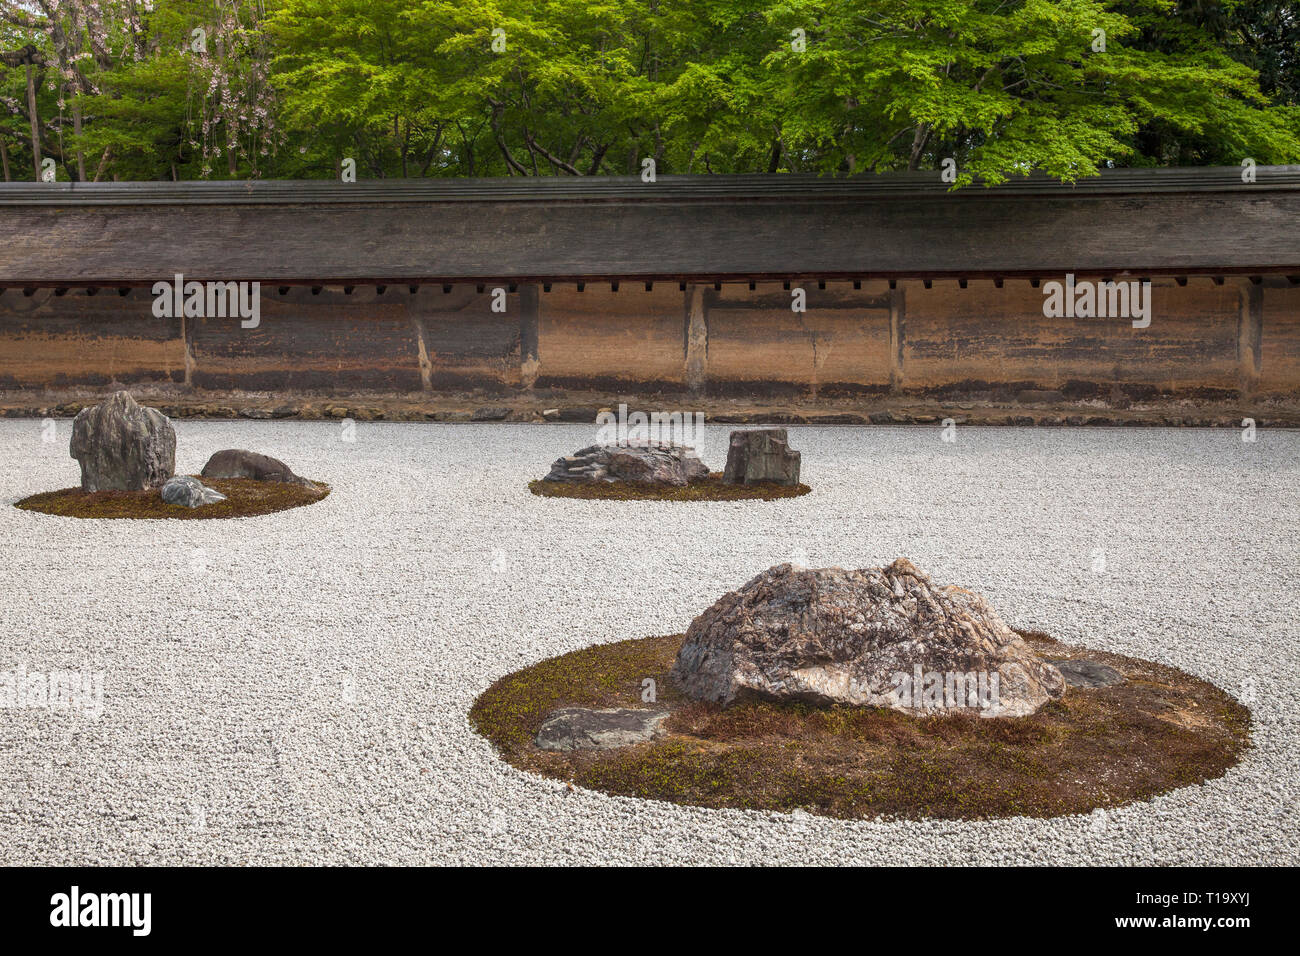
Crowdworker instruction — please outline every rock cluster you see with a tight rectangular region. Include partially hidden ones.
[70,391,176,492]
[671,559,1065,717]
[543,442,709,486]
[64,392,316,511]
[723,428,801,485]
[201,449,316,489]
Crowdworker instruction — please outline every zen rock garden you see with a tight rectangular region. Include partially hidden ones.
[3,390,1267,853]
[17,391,326,520]
[531,427,810,500]
[472,557,1248,821]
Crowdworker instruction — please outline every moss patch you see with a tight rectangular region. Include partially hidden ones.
[469,630,1250,821]
[15,477,329,520]
[528,473,811,501]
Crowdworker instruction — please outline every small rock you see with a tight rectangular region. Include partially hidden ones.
[238,407,272,420]
[471,406,512,422]
[1048,659,1125,688]
[160,475,226,509]
[535,708,670,751]
[722,428,802,485]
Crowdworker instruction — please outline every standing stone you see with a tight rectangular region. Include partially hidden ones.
[69,391,176,492]
[722,428,801,485]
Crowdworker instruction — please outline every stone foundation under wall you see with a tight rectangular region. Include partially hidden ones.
[2,277,1298,424]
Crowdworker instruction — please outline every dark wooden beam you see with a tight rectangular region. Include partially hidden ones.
[1238,283,1263,397]
[519,284,540,389]
[684,284,707,396]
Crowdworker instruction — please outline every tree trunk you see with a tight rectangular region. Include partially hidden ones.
[26,63,41,179]
[72,99,86,181]
[1,135,10,181]
[907,122,932,171]
[767,133,782,173]
[93,146,112,182]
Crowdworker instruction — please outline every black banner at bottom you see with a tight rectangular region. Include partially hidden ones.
[0,865,1277,943]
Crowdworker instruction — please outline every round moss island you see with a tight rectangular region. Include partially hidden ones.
[15,476,330,520]
[469,629,1249,821]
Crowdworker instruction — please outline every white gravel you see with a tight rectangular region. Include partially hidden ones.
[0,419,1296,865]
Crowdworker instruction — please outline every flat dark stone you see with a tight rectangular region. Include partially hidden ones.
[557,406,600,422]
[535,707,669,751]
[809,413,868,424]
[1048,658,1125,688]
[1016,389,1065,404]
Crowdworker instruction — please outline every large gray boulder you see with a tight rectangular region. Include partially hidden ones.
[543,442,709,486]
[200,449,315,487]
[670,559,1065,717]
[160,475,226,509]
[69,391,176,492]
[722,428,801,485]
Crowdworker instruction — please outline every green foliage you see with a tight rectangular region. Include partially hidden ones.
[2,0,1297,182]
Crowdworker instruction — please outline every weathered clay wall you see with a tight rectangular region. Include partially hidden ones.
[0,288,185,388]
[1259,281,1300,396]
[536,285,686,392]
[1,278,1296,398]
[705,282,894,398]
[902,279,1244,397]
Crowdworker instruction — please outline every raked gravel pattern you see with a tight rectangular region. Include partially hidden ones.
[0,420,1296,865]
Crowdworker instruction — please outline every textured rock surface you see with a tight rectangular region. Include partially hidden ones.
[543,442,709,486]
[1049,659,1125,688]
[535,708,669,751]
[69,391,176,492]
[722,428,801,485]
[671,559,1065,716]
[201,449,314,488]
[160,475,226,509]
